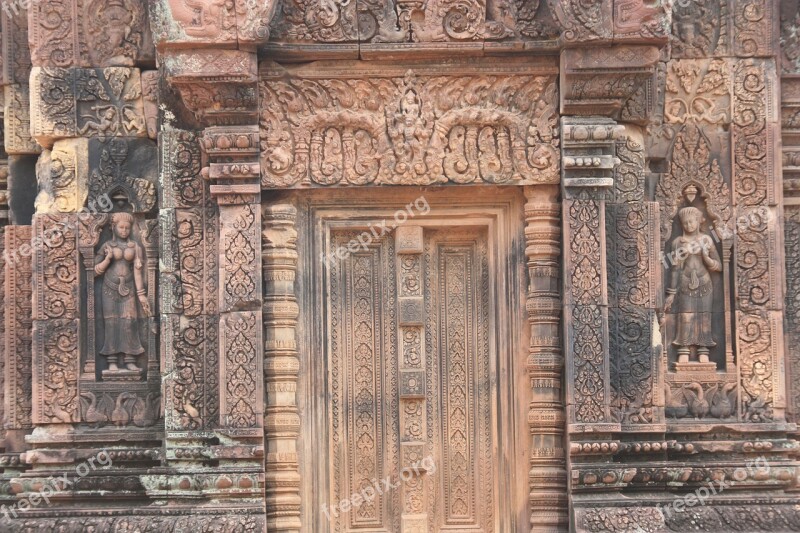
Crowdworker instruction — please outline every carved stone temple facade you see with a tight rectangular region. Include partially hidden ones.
[0,0,798,531]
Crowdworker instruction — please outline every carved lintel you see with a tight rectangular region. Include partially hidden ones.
[259,58,560,188]
[163,50,258,127]
[561,45,661,124]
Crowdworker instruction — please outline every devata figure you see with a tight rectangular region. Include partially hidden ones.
[664,206,722,363]
[94,213,150,373]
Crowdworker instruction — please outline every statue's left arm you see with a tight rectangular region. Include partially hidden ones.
[133,243,150,316]
[701,236,722,272]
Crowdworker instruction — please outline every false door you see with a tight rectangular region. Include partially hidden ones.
[324,222,503,533]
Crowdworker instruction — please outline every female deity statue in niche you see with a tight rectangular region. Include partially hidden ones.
[664,206,722,364]
[94,213,150,374]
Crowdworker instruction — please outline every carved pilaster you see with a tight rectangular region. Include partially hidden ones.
[262,204,301,532]
[524,185,568,532]
[4,226,33,437]
[562,117,621,433]
[200,125,265,503]
[732,58,787,422]
[608,128,664,431]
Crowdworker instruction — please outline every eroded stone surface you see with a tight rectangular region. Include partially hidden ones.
[0,1,796,532]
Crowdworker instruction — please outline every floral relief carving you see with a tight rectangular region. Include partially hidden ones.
[269,0,555,43]
[665,59,731,125]
[733,59,781,420]
[786,209,800,420]
[221,312,259,428]
[222,204,258,310]
[671,0,726,58]
[89,138,157,214]
[5,227,33,430]
[569,198,606,424]
[260,63,559,187]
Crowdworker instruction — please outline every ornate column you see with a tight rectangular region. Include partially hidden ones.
[524,185,568,532]
[262,204,301,531]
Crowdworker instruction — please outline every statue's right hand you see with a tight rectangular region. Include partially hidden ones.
[104,245,113,260]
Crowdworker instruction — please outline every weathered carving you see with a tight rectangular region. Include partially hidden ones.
[268,0,557,45]
[94,213,150,379]
[163,50,258,126]
[0,514,266,530]
[561,45,660,123]
[2,4,32,85]
[220,311,261,429]
[607,128,662,429]
[260,59,559,187]
[548,0,613,43]
[32,214,80,424]
[31,67,78,147]
[657,125,734,373]
[580,506,665,532]
[733,59,784,420]
[34,138,88,214]
[525,185,568,530]
[79,389,160,427]
[262,204,301,531]
[786,208,800,422]
[671,0,727,58]
[29,0,151,67]
[4,226,33,430]
[782,0,800,73]
[163,315,218,431]
[76,68,146,138]
[613,0,670,42]
[665,59,731,125]
[220,204,260,311]
[149,0,238,48]
[664,207,723,365]
[4,84,41,155]
[141,71,159,140]
[733,0,776,58]
[32,67,147,147]
[88,138,157,214]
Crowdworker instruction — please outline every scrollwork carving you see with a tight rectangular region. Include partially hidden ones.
[260,62,559,187]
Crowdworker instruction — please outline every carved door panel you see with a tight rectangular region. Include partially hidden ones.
[326,224,498,533]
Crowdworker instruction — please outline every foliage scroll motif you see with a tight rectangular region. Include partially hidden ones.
[4,227,33,429]
[269,0,557,43]
[569,197,606,423]
[786,209,800,421]
[260,64,559,187]
[733,59,782,421]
